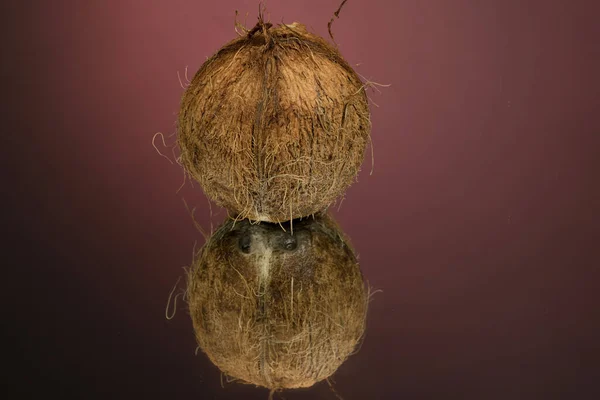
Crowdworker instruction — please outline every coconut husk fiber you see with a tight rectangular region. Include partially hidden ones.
[178,20,371,222]
[186,213,368,390]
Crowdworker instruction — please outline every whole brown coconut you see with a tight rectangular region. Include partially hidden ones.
[178,20,371,222]
[187,214,367,390]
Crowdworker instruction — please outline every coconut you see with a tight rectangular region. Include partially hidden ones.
[178,20,371,222]
[187,213,367,390]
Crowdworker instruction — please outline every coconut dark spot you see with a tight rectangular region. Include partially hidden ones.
[280,235,297,251]
[238,232,252,254]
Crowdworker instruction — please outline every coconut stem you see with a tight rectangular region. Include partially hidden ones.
[247,0,273,41]
[247,21,273,39]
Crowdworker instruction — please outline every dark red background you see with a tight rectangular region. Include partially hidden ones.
[4,0,599,399]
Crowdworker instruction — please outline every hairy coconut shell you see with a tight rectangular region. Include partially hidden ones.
[178,21,371,222]
[187,213,367,390]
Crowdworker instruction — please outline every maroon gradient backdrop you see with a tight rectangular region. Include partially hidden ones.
[5,0,599,399]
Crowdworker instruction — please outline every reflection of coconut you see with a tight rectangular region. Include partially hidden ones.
[187,213,367,390]
[178,21,371,222]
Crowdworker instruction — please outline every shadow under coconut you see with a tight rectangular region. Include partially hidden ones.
[186,212,368,392]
